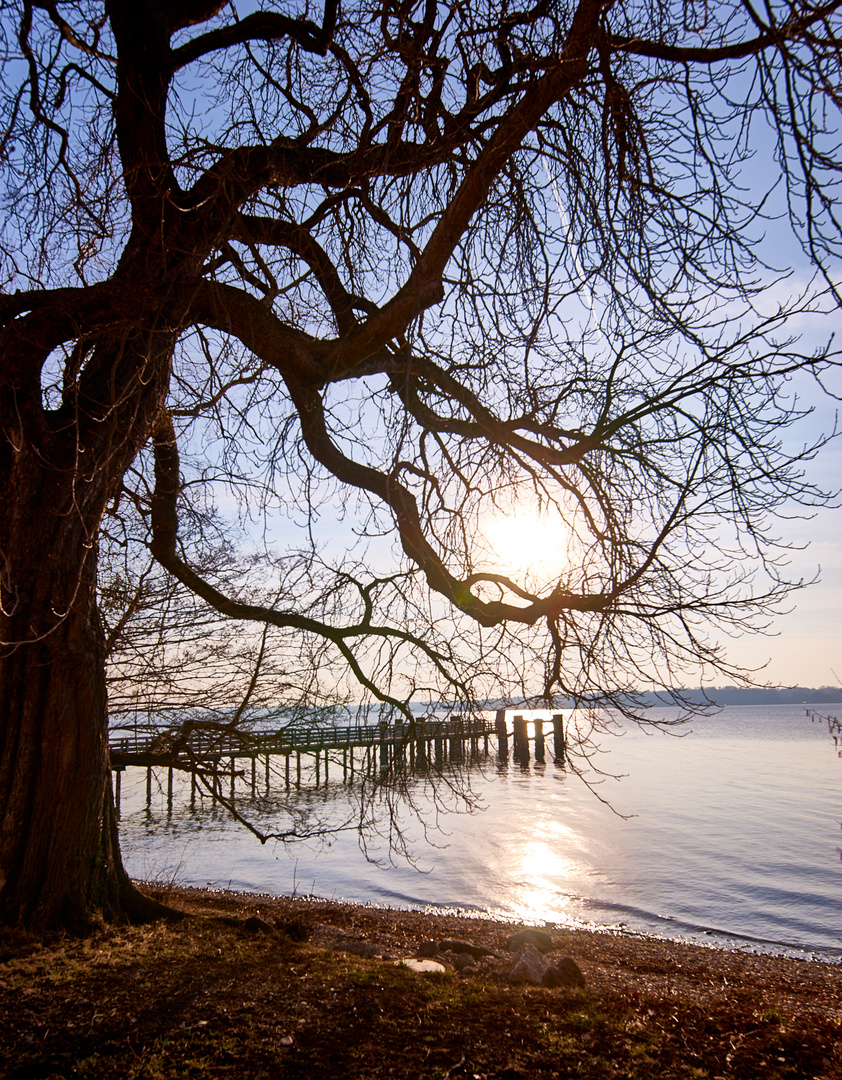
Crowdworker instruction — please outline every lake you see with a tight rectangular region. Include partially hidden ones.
[116,703,842,960]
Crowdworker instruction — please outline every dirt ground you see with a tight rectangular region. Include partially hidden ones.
[0,884,839,1079]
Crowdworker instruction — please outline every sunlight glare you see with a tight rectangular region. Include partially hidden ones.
[485,512,568,584]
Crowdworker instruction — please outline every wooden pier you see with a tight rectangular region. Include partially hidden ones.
[108,709,568,812]
[110,714,495,765]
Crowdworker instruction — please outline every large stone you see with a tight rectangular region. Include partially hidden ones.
[507,943,549,985]
[442,950,475,971]
[543,957,586,989]
[439,939,498,959]
[506,928,554,954]
[416,939,441,957]
[398,957,447,974]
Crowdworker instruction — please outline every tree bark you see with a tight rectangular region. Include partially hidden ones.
[0,428,167,930]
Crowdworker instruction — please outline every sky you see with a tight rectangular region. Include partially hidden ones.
[126,3,842,695]
[235,286,841,694]
[722,428,841,689]
[534,114,842,692]
[722,281,841,688]
[723,505,841,688]
[713,111,842,689]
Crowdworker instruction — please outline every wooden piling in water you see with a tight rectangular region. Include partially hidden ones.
[552,713,566,763]
[552,712,565,764]
[495,709,508,758]
[512,714,529,761]
[534,719,545,762]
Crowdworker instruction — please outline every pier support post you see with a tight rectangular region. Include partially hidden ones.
[534,719,545,762]
[495,708,508,758]
[512,715,529,762]
[552,714,566,763]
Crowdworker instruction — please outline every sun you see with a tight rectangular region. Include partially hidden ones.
[485,511,569,584]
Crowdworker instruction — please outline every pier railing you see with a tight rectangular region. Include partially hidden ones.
[108,715,496,762]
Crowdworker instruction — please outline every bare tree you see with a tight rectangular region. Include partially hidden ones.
[1,0,840,930]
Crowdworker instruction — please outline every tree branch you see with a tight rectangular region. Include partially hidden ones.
[169,1,339,70]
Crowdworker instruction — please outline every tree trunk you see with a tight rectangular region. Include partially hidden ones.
[0,444,166,931]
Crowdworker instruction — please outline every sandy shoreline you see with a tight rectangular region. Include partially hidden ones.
[154,883,842,1018]
[152,879,841,958]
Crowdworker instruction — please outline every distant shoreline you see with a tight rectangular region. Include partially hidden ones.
[486,689,842,708]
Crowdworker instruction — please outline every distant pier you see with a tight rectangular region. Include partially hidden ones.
[806,709,842,756]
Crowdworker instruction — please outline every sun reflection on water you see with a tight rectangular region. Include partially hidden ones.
[508,835,586,927]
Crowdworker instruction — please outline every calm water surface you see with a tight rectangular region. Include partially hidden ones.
[117,704,842,959]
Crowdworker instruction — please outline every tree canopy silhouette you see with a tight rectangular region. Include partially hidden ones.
[1,0,840,929]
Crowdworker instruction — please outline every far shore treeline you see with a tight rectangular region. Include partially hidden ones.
[482,687,842,710]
